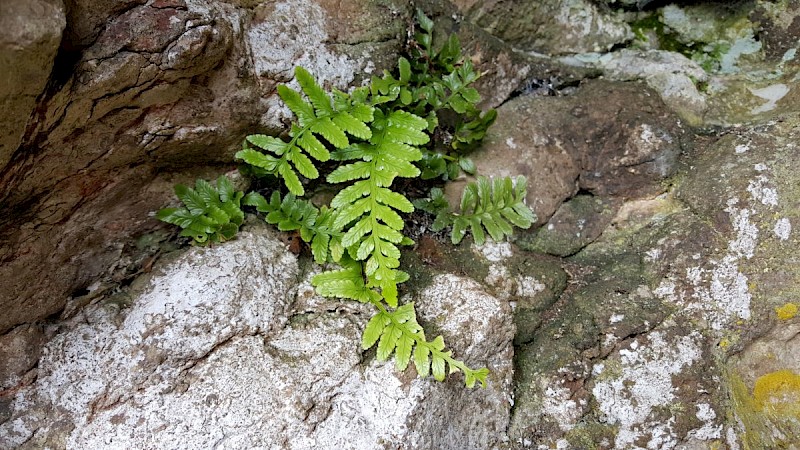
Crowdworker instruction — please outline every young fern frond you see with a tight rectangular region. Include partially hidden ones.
[157,176,244,245]
[244,191,343,264]
[451,176,536,245]
[324,109,428,307]
[363,302,490,388]
[236,67,375,196]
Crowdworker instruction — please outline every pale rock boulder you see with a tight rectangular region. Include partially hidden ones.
[0,224,515,449]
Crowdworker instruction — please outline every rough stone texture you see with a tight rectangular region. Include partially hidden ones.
[0,0,66,170]
[446,79,686,225]
[750,0,800,62]
[453,0,633,55]
[0,0,410,334]
[416,0,597,109]
[508,111,800,448]
[0,325,45,391]
[516,194,618,257]
[0,224,515,449]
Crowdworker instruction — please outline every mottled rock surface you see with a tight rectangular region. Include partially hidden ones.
[0,224,515,449]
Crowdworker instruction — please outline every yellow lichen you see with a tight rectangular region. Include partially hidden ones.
[727,368,800,448]
[775,302,798,320]
[753,370,800,415]
[719,338,730,349]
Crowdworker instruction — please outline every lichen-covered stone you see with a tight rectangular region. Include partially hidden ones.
[453,0,633,55]
[0,224,515,449]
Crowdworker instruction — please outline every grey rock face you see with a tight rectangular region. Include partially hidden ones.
[0,225,515,449]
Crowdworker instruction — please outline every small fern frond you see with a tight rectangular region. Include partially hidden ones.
[157,176,244,245]
[236,67,375,196]
[363,302,489,388]
[312,256,382,303]
[245,191,343,264]
[451,176,536,245]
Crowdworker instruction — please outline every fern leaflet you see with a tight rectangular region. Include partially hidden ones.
[363,301,490,388]
[244,191,343,264]
[157,176,244,245]
[451,176,536,245]
[236,67,374,196]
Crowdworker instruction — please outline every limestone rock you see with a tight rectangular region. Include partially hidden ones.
[453,0,633,55]
[0,224,515,449]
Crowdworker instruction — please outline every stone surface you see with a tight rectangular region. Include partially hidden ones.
[453,0,633,55]
[0,0,66,171]
[0,224,515,449]
[446,79,686,225]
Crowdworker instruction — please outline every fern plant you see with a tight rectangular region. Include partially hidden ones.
[157,9,534,388]
[416,176,537,245]
[156,175,244,245]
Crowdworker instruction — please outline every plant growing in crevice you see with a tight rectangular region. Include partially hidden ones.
[157,175,245,246]
[158,10,533,387]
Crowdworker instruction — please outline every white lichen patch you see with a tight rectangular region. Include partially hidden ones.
[749,83,789,114]
[540,379,581,432]
[592,330,704,449]
[746,175,778,207]
[506,137,518,149]
[686,403,722,441]
[735,143,750,154]
[774,217,791,241]
[725,198,758,259]
[473,239,514,262]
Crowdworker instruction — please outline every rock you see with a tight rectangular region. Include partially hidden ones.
[453,0,633,55]
[0,324,45,391]
[516,194,618,257]
[0,0,410,334]
[0,0,65,171]
[447,79,686,225]
[0,224,515,449]
[510,101,800,446]
[415,0,597,109]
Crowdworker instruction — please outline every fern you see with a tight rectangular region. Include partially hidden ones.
[326,109,427,307]
[156,176,245,245]
[243,191,343,264]
[158,11,514,387]
[235,67,374,196]
[419,176,537,245]
[311,258,488,388]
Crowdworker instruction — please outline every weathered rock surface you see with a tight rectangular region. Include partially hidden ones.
[452,0,633,55]
[0,224,515,449]
[0,0,66,170]
[0,0,410,334]
[447,79,687,225]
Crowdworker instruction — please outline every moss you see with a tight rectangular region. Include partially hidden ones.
[775,302,798,321]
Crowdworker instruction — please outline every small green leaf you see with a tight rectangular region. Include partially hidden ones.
[362,313,388,349]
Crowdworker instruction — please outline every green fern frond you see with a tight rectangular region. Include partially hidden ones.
[156,176,244,245]
[363,302,489,388]
[244,191,343,264]
[451,176,536,245]
[324,109,428,307]
[236,67,375,196]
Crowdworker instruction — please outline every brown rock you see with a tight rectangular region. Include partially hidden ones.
[0,0,66,171]
[448,80,686,225]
